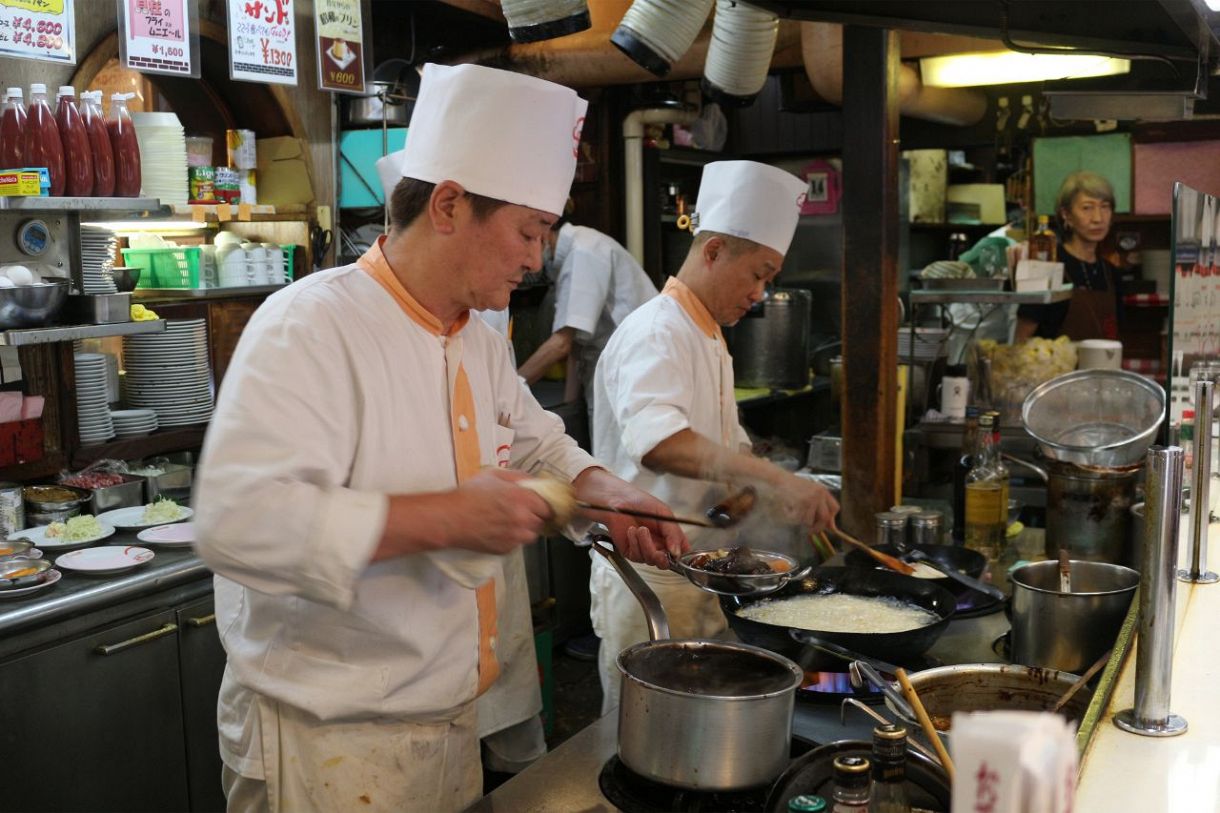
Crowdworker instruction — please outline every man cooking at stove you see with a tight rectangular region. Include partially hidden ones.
[193,63,686,813]
[590,160,840,712]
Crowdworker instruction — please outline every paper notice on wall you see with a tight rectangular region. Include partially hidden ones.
[227,0,298,86]
[118,0,199,78]
[0,0,76,64]
[314,0,365,94]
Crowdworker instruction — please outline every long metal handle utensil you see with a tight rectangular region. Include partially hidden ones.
[839,698,941,766]
[587,534,671,641]
[904,549,1007,601]
[787,629,902,675]
[576,501,718,529]
[849,660,916,721]
[1051,649,1111,714]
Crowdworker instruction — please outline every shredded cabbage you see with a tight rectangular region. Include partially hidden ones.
[45,515,105,541]
[142,498,182,524]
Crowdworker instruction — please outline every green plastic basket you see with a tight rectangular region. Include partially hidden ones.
[121,244,296,289]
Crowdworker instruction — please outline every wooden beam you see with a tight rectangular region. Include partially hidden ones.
[840,25,900,538]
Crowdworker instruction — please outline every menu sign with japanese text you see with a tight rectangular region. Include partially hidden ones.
[228,0,297,86]
[0,0,75,64]
[314,0,364,94]
[119,0,198,77]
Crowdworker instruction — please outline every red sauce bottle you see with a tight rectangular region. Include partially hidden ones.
[107,93,141,198]
[54,87,93,198]
[80,91,114,197]
[0,88,27,169]
[21,84,65,196]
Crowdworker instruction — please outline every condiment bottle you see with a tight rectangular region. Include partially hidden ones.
[21,84,65,196]
[0,88,27,169]
[107,92,141,198]
[965,411,1009,581]
[868,724,911,813]
[80,92,115,197]
[1030,214,1057,263]
[54,87,93,198]
[831,755,871,812]
[952,405,981,543]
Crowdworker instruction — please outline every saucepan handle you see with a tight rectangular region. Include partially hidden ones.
[586,533,671,642]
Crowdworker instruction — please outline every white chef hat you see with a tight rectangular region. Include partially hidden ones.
[376,148,406,204]
[692,160,807,256]
[389,63,588,217]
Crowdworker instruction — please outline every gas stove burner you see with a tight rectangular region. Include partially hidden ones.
[797,670,880,703]
[953,585,1007,618]
[598,738,817,813]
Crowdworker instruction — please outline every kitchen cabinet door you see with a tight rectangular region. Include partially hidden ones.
[0,609,189,812]
[177,596,227,812]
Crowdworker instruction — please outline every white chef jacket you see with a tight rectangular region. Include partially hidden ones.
[194,238,596,732]
[550,224,657,404]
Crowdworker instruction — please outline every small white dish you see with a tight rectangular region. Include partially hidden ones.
[56,545,154,575]
[137,522,196,547]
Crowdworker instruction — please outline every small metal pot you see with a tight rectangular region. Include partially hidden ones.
[1009,560,1138,673]
[346,81,414,127]
[591,537,803,790]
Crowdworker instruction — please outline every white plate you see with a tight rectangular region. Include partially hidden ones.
[137,522,196,547]
[0,567,61,598]
[9,520,116,550]
[56,545,155,575]
[97,505,193,530]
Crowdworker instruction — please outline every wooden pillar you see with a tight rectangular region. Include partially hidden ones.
[840,26,900,537]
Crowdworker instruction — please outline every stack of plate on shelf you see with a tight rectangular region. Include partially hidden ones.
[109,408,159,438]
[132,112,189,205]
[75,353,115,445]
[79,225,118,294]
[121,319,213,427]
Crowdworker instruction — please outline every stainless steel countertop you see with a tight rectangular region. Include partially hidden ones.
[0,533,208,635]
[470,610,1009,813]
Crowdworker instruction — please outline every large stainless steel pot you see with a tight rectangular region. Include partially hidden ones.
[1009,559,1138,673]
[726,289,812,390]
[345,81,414,127]
[1045,460,1141,567]
[591,538,803,790]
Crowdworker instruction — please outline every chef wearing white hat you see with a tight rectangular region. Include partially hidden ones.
[589,160,840,712]
[195,62,686,813]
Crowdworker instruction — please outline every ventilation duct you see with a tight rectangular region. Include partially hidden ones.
[702,0,779,106]
[501,0,591,43]
[612,0,714,77]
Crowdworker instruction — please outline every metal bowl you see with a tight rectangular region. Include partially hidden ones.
[0,537,36,560]
[1022,369,1164,468]
[672,548,811,596]
[108,267,141,293]
[23,484,91,511]
[0,280,70,329]
[0,555,52,589]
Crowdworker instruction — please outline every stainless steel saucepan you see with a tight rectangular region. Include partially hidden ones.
[589,535,803,791]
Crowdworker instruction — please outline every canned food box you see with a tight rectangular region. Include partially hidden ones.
[226,129,257,169]
[215,166,241,204]
[0,169,46,197]
[189,165,216,203]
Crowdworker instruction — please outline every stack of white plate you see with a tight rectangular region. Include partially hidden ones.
[109,408,159,438]
[132,112,188,205]
[121,319,213,427]
[80,226,118,294]
[75,353,115,445]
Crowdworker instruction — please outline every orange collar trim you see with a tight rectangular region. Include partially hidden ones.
[358,236,469,337]
[662,276,721,341]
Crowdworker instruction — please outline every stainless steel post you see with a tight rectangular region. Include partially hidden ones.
[1180,373,1218,583]
[1116,446,1188,737]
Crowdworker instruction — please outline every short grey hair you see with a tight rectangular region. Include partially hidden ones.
[1055,171,1115,217]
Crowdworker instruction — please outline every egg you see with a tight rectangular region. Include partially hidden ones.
[3,265,33,286]
[0,277,15,288]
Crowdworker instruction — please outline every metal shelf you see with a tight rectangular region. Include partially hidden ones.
[134,285,288,300]
[0,319,166,346]
[0,197,166,215]
[909,286,1075,305]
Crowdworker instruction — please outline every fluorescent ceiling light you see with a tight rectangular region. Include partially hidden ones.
[921,51,1131,88]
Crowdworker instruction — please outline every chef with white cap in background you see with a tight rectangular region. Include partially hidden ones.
[589,160,840,712]
[194,62,686,813]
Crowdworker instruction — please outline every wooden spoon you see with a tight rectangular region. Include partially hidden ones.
[1051,649,1111,714]
[896,667,955,783]
[829,523,916,576]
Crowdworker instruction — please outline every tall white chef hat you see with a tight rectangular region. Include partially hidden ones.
[376,148,406,204]
[692,160,807,256]
[383,63,588,217]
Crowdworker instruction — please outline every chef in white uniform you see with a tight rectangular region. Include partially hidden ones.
[195,63,686,813]
[516,221,658,410]
[589,161,839,712]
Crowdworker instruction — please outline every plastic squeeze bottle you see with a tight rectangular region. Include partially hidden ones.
[55,87,94,197]
[21,84,65,196]
[0,88,27,169]
[107,93,141,198]
[80,92,115,196]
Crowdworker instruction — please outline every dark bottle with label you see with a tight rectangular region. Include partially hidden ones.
[869,724,911,813]
[952,405,981,543]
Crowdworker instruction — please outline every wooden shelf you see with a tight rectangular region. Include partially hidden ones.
[169,204,313,224]
[0,453,68,482]
[72,426,206,469]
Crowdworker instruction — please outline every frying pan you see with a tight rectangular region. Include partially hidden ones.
[721,567,957,671]
[844,543,987,596]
